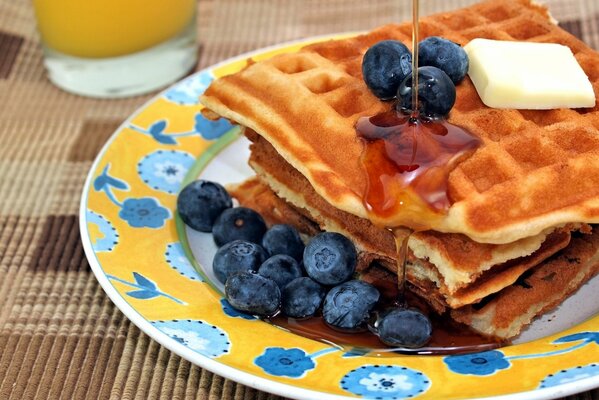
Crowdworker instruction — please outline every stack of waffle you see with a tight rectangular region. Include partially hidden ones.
[200,0,599,340]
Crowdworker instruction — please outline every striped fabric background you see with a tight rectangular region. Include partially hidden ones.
[0,0,598,398]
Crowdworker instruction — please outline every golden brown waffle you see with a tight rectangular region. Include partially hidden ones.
[366,229,599,341]
[452,230,599,339]
[230,175,599,339]
[242,129,583,307]
[202,0,599,245]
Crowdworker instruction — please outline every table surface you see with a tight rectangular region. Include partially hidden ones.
[1,0,599,399]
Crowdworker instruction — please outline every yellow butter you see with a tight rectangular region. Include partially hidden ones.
[464,38,595,109]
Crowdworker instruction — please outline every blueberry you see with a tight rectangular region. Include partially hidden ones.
[322,280,379,330]
[258,254,303,290]
[262,224,305,261]
[303,232,357,286]
[281,277,326,318]
[398,66,456,117]
[212,207,267,246]
[212,240,268,284]
[419,36,469,84]
[376,308,432,348]
[362,40,412,100]
[225,272,280,316]
[177,180,232,232]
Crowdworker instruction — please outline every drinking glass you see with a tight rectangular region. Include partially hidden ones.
[32,0,198,98]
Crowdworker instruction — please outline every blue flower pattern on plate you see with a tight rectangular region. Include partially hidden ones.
[138,150,194,194]
[444,350,510,376]
[539,364,599,388]
[119,198,170,228]
[194,112,233,140]
[107,272,185,304]
[164,72,214,105]
[342,348,370,358]
[86,210,118,252]
[255,347,315,378]
[165,242,203,281]
[221,299,256,320]
[152,319,230,358]
[129,113,232,145]
[94,164,170,229]
[341,365,430,398]
[554,331,599,345]
[94,165,129,192]
[130,119,182,145]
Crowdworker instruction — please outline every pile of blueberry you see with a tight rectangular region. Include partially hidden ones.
[362,36,469,117]
[178,179,432,348]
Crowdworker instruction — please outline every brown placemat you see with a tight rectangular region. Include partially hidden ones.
[1,0,598,399]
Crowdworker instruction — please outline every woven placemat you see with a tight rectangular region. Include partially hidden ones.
[0,0,598,398]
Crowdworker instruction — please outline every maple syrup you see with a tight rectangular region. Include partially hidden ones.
[264,114,492,355]
[411,0,420,120]
[392,227,411,305]
[264,0,495,355]
[354,0,486,352]
[356,110,481,226]
[357,0,479,279]
[266,278,504,355]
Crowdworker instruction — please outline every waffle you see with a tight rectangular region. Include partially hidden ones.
[201,0,599,245]
[230,175,599,339]
[231,134,579,308]
[203,0,599,339]
[452,231,599,339]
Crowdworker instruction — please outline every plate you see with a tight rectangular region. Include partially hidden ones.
[80,35,599,400]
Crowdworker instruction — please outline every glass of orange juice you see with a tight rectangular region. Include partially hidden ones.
[32,0,197,98]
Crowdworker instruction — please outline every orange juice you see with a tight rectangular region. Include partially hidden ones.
[32,0,195,58]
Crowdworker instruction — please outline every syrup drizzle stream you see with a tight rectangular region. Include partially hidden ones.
[264,0,496,355]
[353,0,491,353]
[393,0,423,299]
[411,0,420,119]
[398,0,418,307]
[392,227,411,304]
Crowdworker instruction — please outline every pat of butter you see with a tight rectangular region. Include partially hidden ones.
[464,38,595,109]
